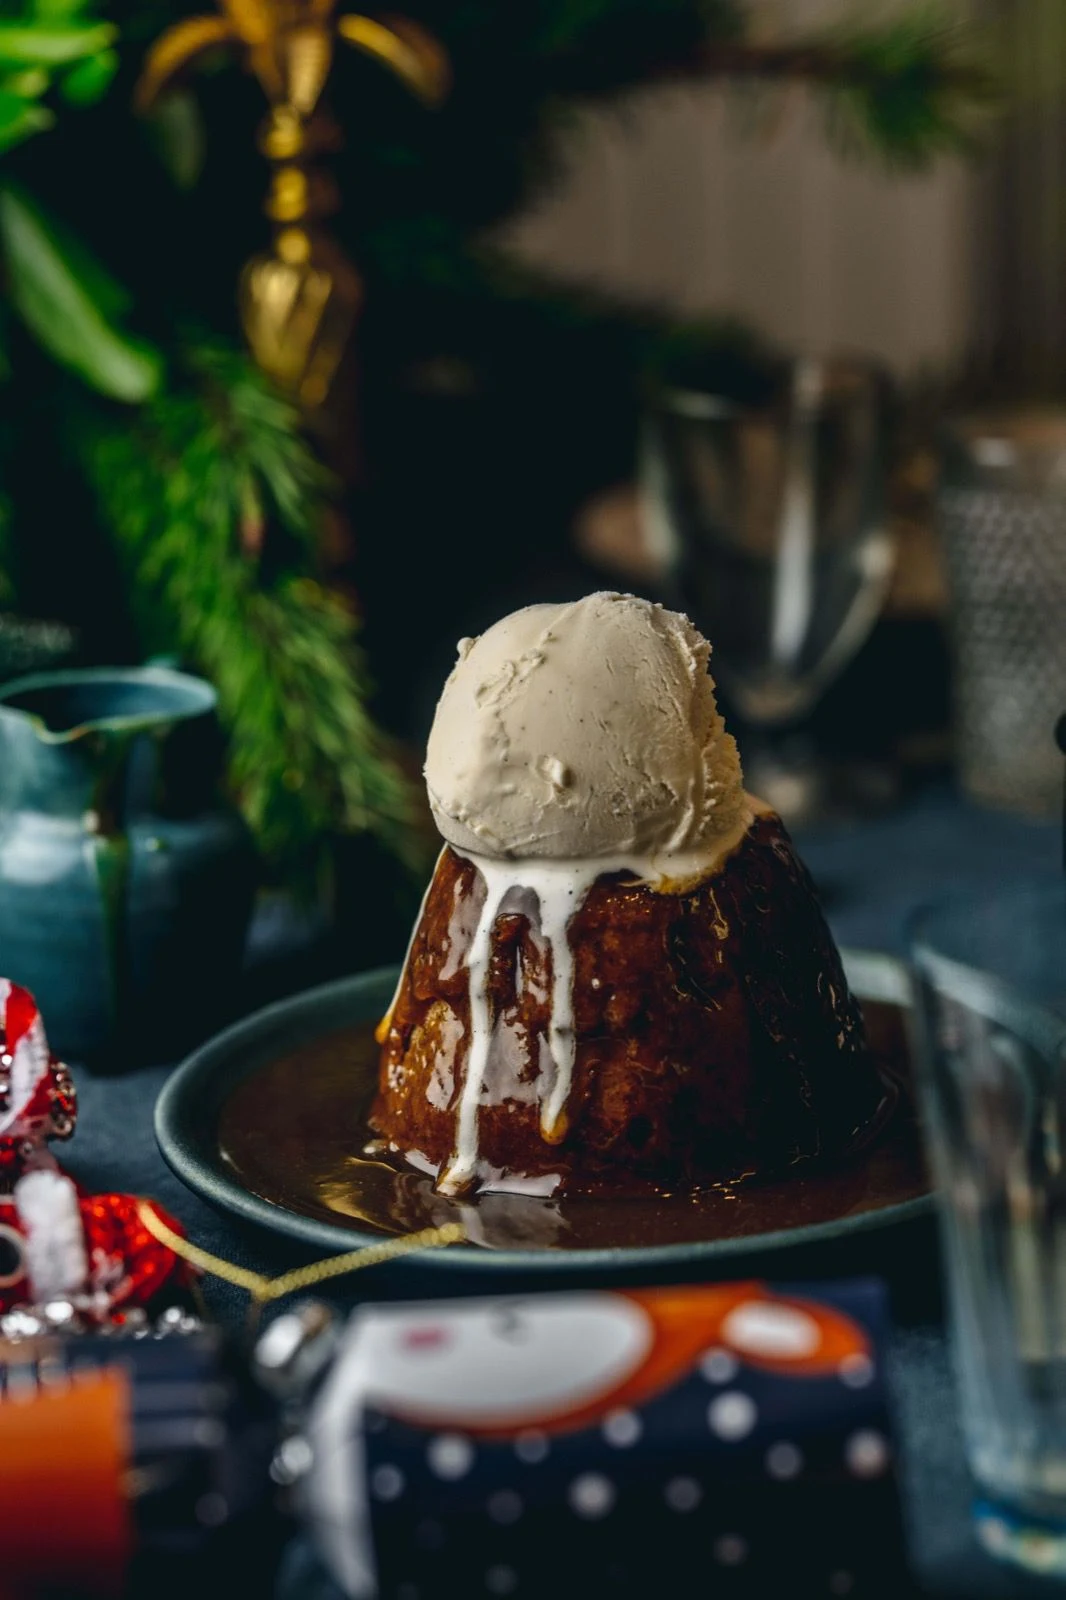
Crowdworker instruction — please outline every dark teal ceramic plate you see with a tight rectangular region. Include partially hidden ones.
[155,951,933,1274]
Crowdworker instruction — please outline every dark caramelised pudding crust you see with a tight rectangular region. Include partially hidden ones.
[372,813,893,1197]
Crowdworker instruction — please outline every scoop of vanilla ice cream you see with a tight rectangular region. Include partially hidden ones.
[424,591,746,859]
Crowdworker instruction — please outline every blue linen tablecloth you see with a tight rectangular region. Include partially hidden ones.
[61,786,1063,1598]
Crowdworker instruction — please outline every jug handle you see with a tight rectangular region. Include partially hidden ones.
[86,734,133,1048]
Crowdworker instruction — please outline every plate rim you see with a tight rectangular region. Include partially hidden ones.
[154,950,935,1271]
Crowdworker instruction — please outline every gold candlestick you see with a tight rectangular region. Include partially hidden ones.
[136,2,448,409]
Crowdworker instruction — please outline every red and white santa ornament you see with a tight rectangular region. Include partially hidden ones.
[0,979,192,1327]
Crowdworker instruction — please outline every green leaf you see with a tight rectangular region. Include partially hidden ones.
[0,187,162,401]
[3,68,48,97]
[59,45,117,106]
[0,22,115,66]
[147,90,207,190]
[0,90,52,151]
[1,178,130,316]
[33,0,101,19]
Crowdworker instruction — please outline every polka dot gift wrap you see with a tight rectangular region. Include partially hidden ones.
[303,1279,908,1599]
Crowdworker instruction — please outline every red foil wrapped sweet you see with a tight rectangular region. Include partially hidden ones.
[0,978,192,1324]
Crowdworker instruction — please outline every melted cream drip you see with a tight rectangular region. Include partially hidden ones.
[435,803,756,1196]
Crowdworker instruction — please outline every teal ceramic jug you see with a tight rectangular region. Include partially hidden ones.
[0,667,257,1067]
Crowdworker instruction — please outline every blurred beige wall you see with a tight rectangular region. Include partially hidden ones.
[497,4,979,375]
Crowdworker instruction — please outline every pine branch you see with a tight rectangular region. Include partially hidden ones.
[702,12,994,167]
[74,347,423,881]
[555,6,993,169]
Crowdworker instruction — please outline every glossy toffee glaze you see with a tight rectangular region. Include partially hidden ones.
[217,1000,925,1251]
[371,814,894,1198]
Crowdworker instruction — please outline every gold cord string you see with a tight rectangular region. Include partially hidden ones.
[137,1202,465,1304]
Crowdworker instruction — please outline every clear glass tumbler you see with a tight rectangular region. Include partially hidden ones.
[640,357,893,819]
[911,884,1066,1573]
[641,357,893,726]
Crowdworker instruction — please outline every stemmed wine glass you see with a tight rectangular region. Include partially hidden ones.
[640,356,894,819]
